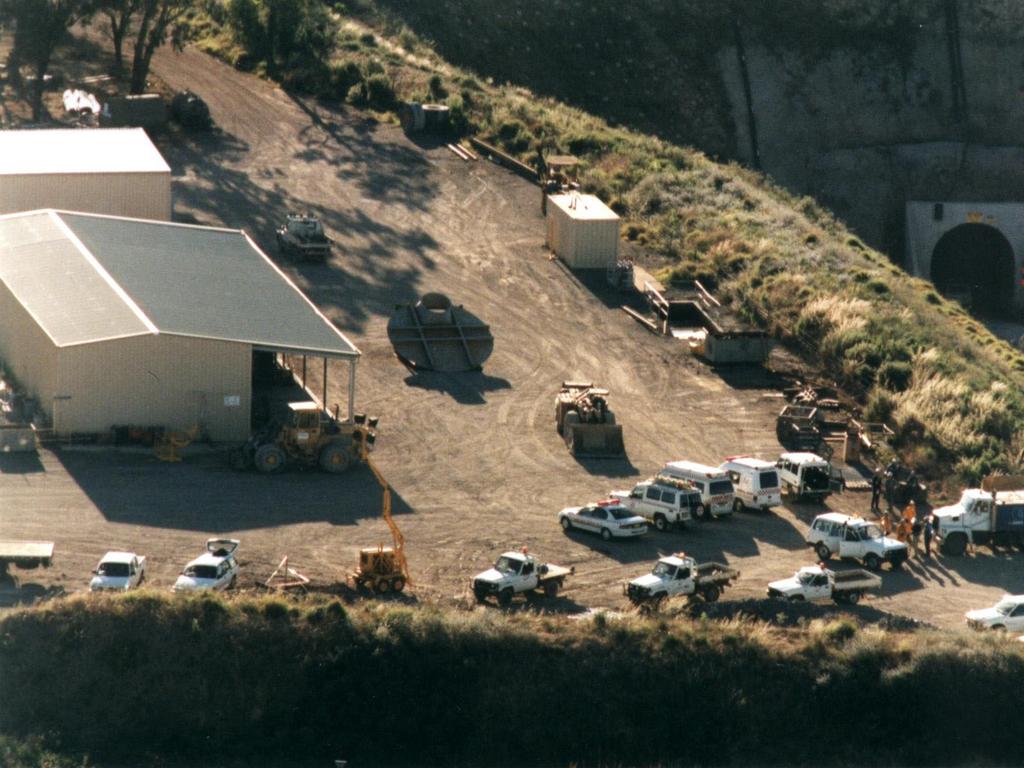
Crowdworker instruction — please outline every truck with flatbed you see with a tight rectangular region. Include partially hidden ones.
[472,550,573,606]
[933,476,1024,556]
[90,551,147,592]
[767,564,880,605]
[806,513,908,571]
[624,554,738,608]
[610,477,704,531]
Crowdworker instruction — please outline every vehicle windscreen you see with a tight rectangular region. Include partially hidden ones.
[995,600,1017,616]
[803,466,830,490]
[494,556,521,574]
[652,562,676,578]
[609,508,636,521]
[798,571,814,584]
[862,524,884,540]
[99,562,129,577]
[709,479,733,495]
[758,471,779,489]
[185,565,218,580]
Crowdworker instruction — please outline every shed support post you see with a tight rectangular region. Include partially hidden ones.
[322,357,328,410]
[348,359,356,423]
[302,356,307,388]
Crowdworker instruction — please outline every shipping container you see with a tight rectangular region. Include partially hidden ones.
[546,193,620,269]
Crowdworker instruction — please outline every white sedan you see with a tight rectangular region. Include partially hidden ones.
[173,538,240,593]
[965,594,1024,631]
[559,502,647,540]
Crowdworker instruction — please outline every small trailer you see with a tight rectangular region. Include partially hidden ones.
[767,565,881,605]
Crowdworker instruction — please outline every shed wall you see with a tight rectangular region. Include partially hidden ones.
[56,334,251,440]
[0,279,59,408]
[0,172,172,221]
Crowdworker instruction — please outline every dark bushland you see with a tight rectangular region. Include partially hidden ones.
[2,594,1023,766]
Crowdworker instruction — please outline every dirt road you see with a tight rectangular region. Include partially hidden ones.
[2,45,1022,629]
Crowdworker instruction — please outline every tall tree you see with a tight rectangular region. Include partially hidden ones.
[128,0,190,94]
[100,0,140,74]
[0,0,91,121]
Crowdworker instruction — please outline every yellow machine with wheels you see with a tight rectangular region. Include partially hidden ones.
[351,418,410,594]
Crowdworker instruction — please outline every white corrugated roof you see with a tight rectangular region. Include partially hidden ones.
[0,128,171,176]
[0,210,359,358]
[549,193,619,221]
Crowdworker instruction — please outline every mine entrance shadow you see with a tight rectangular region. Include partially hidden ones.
[403,371,511,405]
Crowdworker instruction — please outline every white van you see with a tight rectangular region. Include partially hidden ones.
[659,460,734,519]
[777,452,844,502]
[719,457,782,512]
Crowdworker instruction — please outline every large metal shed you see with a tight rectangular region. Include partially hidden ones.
[0,210,360,441]
[0,128,171,221]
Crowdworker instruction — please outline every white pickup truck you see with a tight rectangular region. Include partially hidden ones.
[767,564,880,605]
[610,479,704,531]
[90,551,147,592]
[624,554,738,608]
[472,550,574,606]
[806,513,908,571]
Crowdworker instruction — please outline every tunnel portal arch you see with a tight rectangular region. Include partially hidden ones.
[930,223,1016,315]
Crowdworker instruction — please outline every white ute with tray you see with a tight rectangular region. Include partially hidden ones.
[624,553,738,608]
[473,550,574,606]
[90,551,147,592]
[767,563,880,605]
[173,538,240,593]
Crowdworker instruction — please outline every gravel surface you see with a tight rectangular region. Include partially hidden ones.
[3,45,1023,630]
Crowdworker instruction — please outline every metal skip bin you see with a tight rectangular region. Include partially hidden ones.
[387,293,494,372]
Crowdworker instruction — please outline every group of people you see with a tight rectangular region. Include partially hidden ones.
[871,463,938,559]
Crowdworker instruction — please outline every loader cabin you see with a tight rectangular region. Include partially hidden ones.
[0,210,362,441]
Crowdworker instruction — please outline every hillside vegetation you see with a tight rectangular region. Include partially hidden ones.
[179,1,1024,483]
[2,593,1023,766]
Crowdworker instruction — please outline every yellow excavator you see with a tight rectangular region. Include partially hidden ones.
[350,416,410,594]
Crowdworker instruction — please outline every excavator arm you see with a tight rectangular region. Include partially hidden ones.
[361,441,411,584]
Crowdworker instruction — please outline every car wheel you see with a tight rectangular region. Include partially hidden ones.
[229,574,237,589]
[864,553,882,572]
[695,504,708,522]
[560,516,572,532]
[703,584,721,603]
[600,527,612,541]
[543,581,559,598]
[654,514,668,532]
[991,624,1006,631]
[846,591,861,605]
[788,594,805,602]
[815,543,831,561]
[497,588,513,607]
[733,498,744,514]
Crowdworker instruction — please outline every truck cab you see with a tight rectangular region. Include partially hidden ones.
[610,479,703,531]
[807,513,907,570]
[934,486,1024,555]
[777,452,843,501]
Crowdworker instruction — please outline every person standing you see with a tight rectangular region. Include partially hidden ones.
[923,514,934,559]
[911,512,922,558]
[870,471,882,513]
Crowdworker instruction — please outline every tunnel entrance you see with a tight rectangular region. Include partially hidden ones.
[930,223,1015,315]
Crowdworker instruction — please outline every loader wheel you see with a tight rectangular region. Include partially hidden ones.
[391,577,405,592]
[375,579,391,594]
[319,444,351,474]
[497,588,513,607]
[254,444,286,473]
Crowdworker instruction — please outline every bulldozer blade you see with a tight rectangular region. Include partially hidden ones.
[567,423,625,456]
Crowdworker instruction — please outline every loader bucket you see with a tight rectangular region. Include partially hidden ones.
[566,422,625,456]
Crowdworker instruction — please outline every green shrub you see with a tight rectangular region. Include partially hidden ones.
[330,60,363,95]
[877,360,912,392]
[863,388,896,423]
[428,73,447,100]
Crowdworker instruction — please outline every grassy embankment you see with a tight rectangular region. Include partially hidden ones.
[179,0,1024,484]
[2,592,1023,766]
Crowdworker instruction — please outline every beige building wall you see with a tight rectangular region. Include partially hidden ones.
[57,334,251,441]
[0,280,59,408]
[0,172,172,221]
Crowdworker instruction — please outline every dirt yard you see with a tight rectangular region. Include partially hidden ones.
[2,43,1022,630]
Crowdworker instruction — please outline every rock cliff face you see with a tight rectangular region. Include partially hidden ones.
[719,3,1024,253]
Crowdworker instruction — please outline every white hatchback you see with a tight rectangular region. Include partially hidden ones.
[965,595,1024,631]
[173,538,240,593]
[559,502,647,540]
